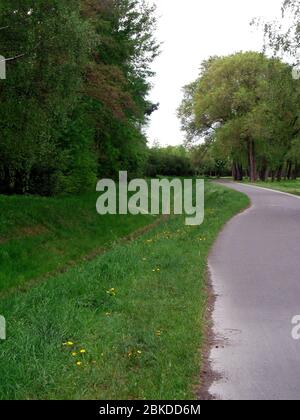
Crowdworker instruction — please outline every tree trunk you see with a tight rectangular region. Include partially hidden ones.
[286,161,292,180]
[276,166,283,182]
[292,162,299,180]
[259,160,268,182]
[247,139,257,182]
[232,163,237,181]
[271,170,275,182]
[232,163,243,181]
[237,164,243,181]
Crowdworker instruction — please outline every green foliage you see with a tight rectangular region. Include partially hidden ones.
[189,142,231,177]
[0,0,159,195]
[179,51,300,181]
[256,0,300,62]
[146,145,194,177]
[83,0,159,180]
[0,0,95,194]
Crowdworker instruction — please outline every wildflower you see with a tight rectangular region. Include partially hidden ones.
[80,349,86,354]
[63,341,74,347]
[107,288,117,297]
[76,361,82,367]
[137,350,142,355]
[71,352,78,357]
[156,330,162,337]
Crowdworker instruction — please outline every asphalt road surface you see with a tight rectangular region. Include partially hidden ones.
[208,181,300,400]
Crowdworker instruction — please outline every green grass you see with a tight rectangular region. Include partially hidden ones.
[242,179,300,196]
[0,193,157,293]
[0,182,249,400]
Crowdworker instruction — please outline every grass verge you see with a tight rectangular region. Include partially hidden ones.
[0,193,156,293]
[242,179,300,196]
[0,182,249,400]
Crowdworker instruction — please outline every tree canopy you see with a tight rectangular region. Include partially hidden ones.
[179,51,300,181]
[0,0,159,195]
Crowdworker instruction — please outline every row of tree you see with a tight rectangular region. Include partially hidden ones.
[0,0,159,195]
[146,144,194,177]
[178,0,300,182]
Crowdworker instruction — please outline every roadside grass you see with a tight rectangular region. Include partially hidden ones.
[241,179,300,196]
[0,193,157,293]
[0,182,249,400]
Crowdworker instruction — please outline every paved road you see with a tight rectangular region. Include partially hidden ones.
[208,181,300,400]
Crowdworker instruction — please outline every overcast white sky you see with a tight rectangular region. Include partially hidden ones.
[147,0,284,146]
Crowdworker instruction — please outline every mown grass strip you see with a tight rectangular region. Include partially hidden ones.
[242,179,300,196]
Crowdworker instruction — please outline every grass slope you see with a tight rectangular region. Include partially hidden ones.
[0,182,249,400]
[0,193,156,293]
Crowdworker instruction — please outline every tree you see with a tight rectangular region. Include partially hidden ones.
[82,0,160,179]
[146,145,194,177]
[0,0,95,194]
[178,57,220,147]
[0,0,160,194]
[253,0,300,179]
[255,0,300,65]
[179,52,300,182]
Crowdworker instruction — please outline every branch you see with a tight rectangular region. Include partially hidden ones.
[0,54,26,63]
[0,26,9,30]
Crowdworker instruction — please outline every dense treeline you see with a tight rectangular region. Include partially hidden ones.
[146,145,194,177]
[0,0,159,195]
[178,0,300,182]
[146,143,230,178]
[4,1,300,193]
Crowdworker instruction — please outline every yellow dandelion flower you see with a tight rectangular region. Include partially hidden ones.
[80,349,86,354]
[71,352,78,357]
[106,288,117,296]
[63,341,74,347]
[76,361,82,367]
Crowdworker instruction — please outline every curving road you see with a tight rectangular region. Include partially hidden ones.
[208,181,300,400]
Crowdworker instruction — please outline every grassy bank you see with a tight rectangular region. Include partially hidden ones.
[0,193,157,293]
[0,182,249,400]
[242,179,300,196]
